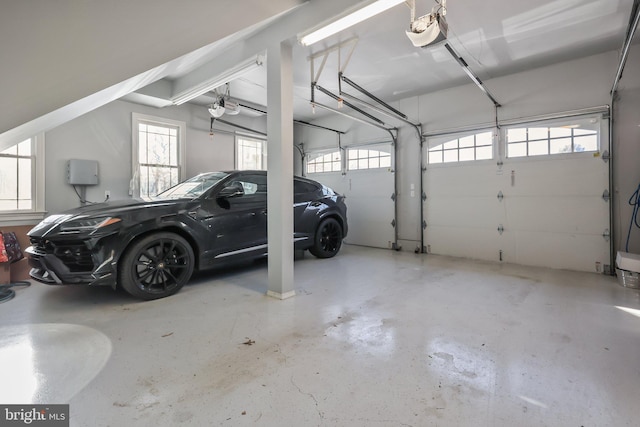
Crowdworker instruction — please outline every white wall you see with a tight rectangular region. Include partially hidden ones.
[612,79,640,253]
[301,46,640,255]
[43,100,257,214]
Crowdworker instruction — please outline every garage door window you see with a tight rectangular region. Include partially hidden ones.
[507,117,599,158]
[133,113,186,199]
[236,137,266,170]
[428,131,493,164]
[307,151,341,174]
[347,149,391,170]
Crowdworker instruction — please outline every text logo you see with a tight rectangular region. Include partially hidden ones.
[0,405,69,427]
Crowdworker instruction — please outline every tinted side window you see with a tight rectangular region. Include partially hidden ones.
[224,174,267,209]
[233,174,267,197]
[294,179,319,195]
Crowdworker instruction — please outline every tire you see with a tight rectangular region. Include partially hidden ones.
[119,232,194,300]
[309,217,343,259]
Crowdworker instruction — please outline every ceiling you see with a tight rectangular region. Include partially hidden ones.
[143,0,636,123]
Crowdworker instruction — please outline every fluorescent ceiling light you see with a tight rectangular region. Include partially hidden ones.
[171,55,264,105]
[299,0,406,46]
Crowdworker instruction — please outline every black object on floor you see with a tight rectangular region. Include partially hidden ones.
[0,281,30,303]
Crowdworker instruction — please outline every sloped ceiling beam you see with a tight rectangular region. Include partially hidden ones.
[0,0,307,150]
[167,0,364,104]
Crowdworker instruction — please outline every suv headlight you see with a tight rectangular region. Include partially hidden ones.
[58,217,121,233]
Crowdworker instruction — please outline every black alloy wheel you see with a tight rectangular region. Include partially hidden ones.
[119,232,194,300]
[310,217,343,259]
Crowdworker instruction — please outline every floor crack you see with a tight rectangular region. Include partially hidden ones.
[290,375,323,421]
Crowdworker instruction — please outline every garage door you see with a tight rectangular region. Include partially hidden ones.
[423,113,610,273]
[307,143,396,249]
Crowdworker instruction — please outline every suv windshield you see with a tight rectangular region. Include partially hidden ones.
[156,172,229,199]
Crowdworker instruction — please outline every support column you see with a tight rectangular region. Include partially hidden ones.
[266,41,295,300]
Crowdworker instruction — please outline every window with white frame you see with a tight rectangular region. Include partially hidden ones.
[0,139,32,211]
[347,148,391,170]
[236,137,266,170]
[428,131,493,164]
[506,117,599,158]
[133,113,186,199]
[307,151,341,174]
[0,134,45,220]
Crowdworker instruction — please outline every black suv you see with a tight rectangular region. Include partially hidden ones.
[26,171,347,300]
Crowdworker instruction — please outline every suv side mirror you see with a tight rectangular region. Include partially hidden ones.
[218,182,245,199]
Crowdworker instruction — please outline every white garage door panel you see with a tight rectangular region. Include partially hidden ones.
[427,165,500,196]
[348,170,390,195]
[313,173,348,196]
[424,159,501,262]
[423,118,610,273]
[427,226,505,261]
[343,169,395,248]
[427,197,504,228]
[344,199,394,248]
[512,231,609,271]
[307,147,395,249]
[505,197,609,233]
[502,151,609,272]
[507,157,607,196]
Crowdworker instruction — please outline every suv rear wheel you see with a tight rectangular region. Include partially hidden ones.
[309,218,343,259]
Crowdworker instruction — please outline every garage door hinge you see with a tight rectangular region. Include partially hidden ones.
[497,190,504,202]
[422,220,427,230]
[391,193,396,202]
[602,229,611,242]
[422,192,427,201]
[391,219,396,228]
[602,150,610,163]
[602,189,610,202]
[497,224,504,235]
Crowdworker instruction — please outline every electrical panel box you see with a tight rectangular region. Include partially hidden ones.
[67,159,99,185]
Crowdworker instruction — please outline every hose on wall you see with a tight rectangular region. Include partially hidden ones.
[625,182,640,252]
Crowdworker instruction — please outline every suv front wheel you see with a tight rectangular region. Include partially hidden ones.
[119,232,194,300]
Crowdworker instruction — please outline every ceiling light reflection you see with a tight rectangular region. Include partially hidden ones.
[0,336,37,403]
[0,324,112,404]
[425,337,496,394]
[502,0,622,60]
[519,394,549,409]
[325,314,396,359]
[615,305,640,318]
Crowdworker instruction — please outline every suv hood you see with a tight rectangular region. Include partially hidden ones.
[58,198,185,216]
[29,198,194,237]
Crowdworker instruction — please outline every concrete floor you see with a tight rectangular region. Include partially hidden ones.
[1,245,639,426]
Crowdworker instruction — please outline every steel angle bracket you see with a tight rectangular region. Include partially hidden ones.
[308,38,359,88]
